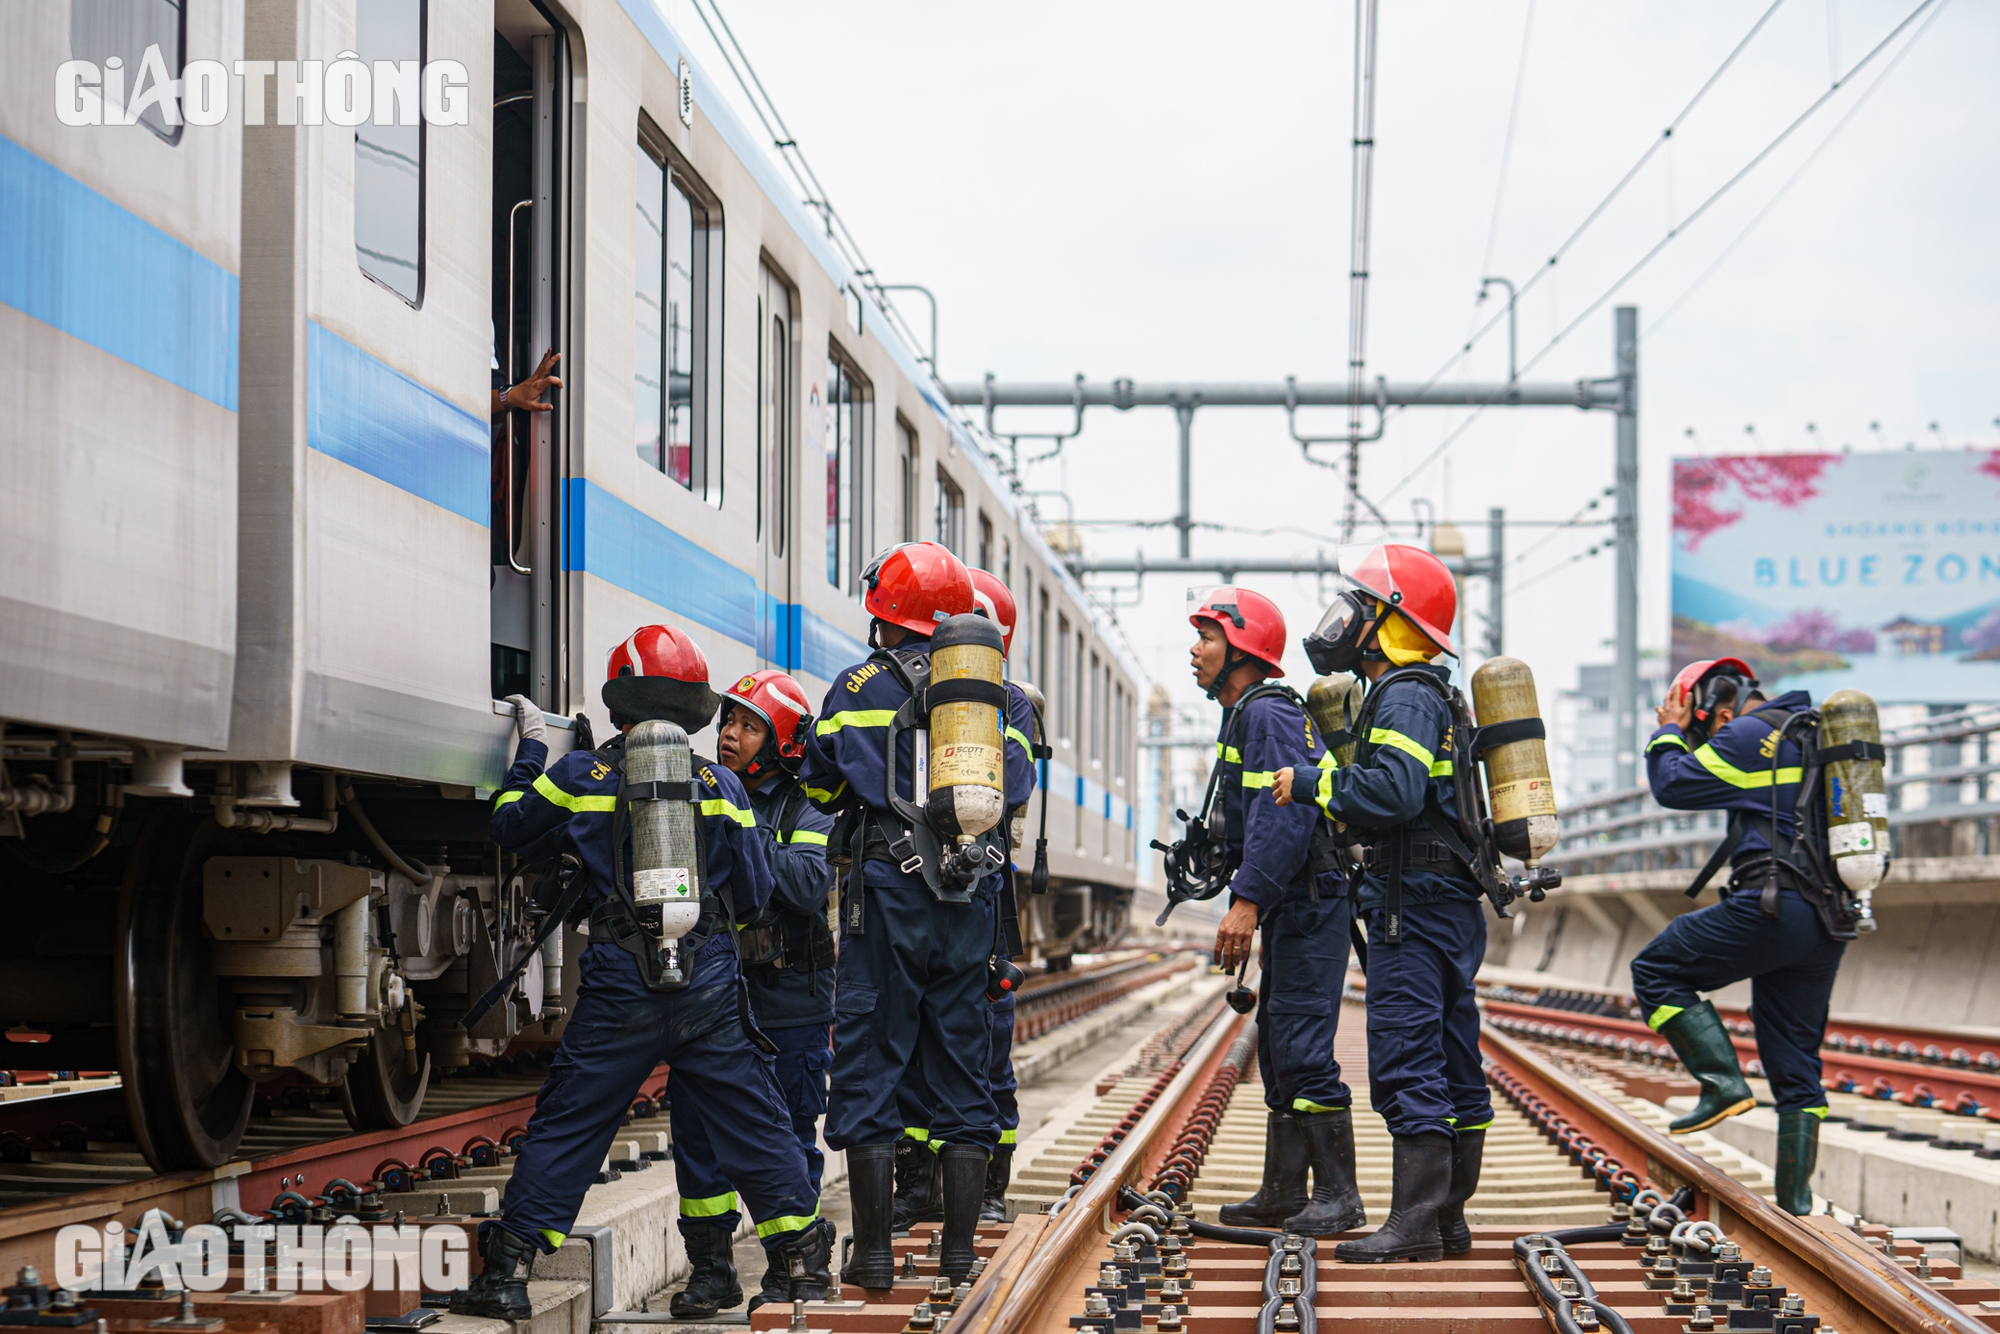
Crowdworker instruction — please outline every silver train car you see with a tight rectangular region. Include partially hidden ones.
[0,0,1141,1170]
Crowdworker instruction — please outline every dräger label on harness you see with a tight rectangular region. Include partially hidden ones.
[633,867,693,903]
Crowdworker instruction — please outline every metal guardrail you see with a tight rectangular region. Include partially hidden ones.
[1551,705,2000,878]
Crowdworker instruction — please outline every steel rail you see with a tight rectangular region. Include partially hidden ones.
[1480,1024,1988,1334]
[961,1002,1248,1334]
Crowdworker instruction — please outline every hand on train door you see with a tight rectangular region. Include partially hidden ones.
[494,349,563,418]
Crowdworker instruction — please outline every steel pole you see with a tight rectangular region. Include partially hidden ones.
[1613,307,1639,790]
[1488,506,1505,658]
[1175,401,1195,559]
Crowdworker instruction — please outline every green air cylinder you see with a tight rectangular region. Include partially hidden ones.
[1471,656,1560,863]
[1306,673,1366,769]
[1822,689,1888,897]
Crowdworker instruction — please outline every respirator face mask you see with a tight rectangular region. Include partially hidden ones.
[1302,588,1373,676]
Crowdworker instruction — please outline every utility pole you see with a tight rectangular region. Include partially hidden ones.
[1487,506,1505,658]
[1174,401,1195,559]
[1343,0,1382,539]
[1613,306,1639,790]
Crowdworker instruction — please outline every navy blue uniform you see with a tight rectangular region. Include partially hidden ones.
[1218,688,1351,1115]
[490,737,819,1252]
[801,648,1036,1154]
[1630,691,1843,1114]
[1308,666,1493,1140]
[671,773,838,1223]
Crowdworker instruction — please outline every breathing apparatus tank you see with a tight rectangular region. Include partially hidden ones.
[1471,657,1560,865]
[924,614,1007,842]
[627,719,703,986]
[1306,673,1366,770]
[1821,688,1886,932]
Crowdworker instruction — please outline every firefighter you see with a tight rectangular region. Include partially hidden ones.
[888,570,1040,1227]
[1629,658,1846,1214]
[452,626,829,1321]
[800,543,1038,1288]
[667,669,836,1316]
[1271,544,1493,1263]
[1189,586,1361,1237]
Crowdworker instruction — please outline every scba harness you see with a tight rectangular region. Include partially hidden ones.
[848,644,1013,904]
[1152,681,1344,926]
[1681,707,1884,941]
[737,781,839,996]
[1348,668,1559,943]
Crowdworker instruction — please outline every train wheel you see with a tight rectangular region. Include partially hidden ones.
[341,1025,430,1131]
[116,811,253,1171]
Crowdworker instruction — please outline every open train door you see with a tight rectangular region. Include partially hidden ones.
[759,263,801,667]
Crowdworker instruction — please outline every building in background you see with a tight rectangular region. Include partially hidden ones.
[1556,658,1668,803]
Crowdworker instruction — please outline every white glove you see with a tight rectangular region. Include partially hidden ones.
[506,695,548,745]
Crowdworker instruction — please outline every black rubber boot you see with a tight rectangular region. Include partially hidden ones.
[980,1146,1014,1223]
[751,1217,834,1310]
[1436,1128,1485,1254]
[1775,1110,1821,1215]
[1283,1109,1367,1236]
[669,1219,742,1318]
[449,1224,536,1321]
[1217,1111,1308,1227]
[892,1137,942,1229]
[1333,1133,1452,1264]
[1656,1001,1755,1133]
[937,1144,989,1284]
[842,1143,898,1291]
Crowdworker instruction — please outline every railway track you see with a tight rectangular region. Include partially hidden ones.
[7,954,1997,1334]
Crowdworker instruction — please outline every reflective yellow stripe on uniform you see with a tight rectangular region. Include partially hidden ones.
[1457,1118,1494,1131]
[1430,758,1454,778]
[1293,1098,1347,1114]
[700,798,756,828]
[680,1191,738,1218]
[1693,744,1802,789]
[784,829,830,846]
[1804,1105,1829,1119]
[1647,1004,1684,1032]
[998,1128,1017,1145]
[803,779,848,804]
[539,1229,567,1250]
[1648,733,1690,754]
[533,772,618,813]
[1369,727,1435,769]
[1216,743,1242,764]
[494,789,526,809]
[1316,762,1335,815]
[1241,770,1276,790]
[816,710,896,735]
[902,1127,929,1142]
[755,1208,820,1239]
[1006,726,1033,753]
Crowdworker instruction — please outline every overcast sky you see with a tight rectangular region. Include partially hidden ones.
[669,0,1998,769]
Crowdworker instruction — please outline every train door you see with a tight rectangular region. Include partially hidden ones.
[491,10,568,707]
[758,263,799,666]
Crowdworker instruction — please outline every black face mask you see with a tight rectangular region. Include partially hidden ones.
[1302,591,1373,676]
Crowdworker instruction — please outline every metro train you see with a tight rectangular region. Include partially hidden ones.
[0,0,1141,1172]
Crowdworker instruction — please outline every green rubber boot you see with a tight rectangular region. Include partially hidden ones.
[1775,1109,1821,1215]
[1656,1001,1755,1133]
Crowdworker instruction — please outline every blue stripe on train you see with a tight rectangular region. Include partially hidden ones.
[307,323,489,525]
[0,132,237,410]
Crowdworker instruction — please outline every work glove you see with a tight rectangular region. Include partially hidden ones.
[506,694,548,746]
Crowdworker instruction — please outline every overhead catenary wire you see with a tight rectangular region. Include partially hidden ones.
[1645,0,1953,338]
[1372,0,1939,512]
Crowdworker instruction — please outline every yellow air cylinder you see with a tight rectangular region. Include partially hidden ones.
[1306,673,1366,770]
[926,613,1007,840]
[1471,657,1560,863]
[1821,689,1887,898]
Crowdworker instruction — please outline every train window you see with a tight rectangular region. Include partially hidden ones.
[1056,616,1072,747]
[896,418,919,542]
[936,469,965,556]
[637,127,723,500]
[1096,652,1112,768]
[1075,634,1088,762]
[1002,538,1012,590]
[1037,590,1050,692]
[825,348,873,592]
[1115,683,1128,785]
[72,0,186,145]
[759,263,797,556]
[353,0,426,305]
[977,513,993,574]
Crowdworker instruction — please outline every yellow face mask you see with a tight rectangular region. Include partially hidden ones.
[1373,600,1443,666]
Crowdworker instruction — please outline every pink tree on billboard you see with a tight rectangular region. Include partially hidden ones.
[1672,454,1841,552]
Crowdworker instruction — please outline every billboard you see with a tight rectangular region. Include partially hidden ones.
[1671,449,2000,704]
